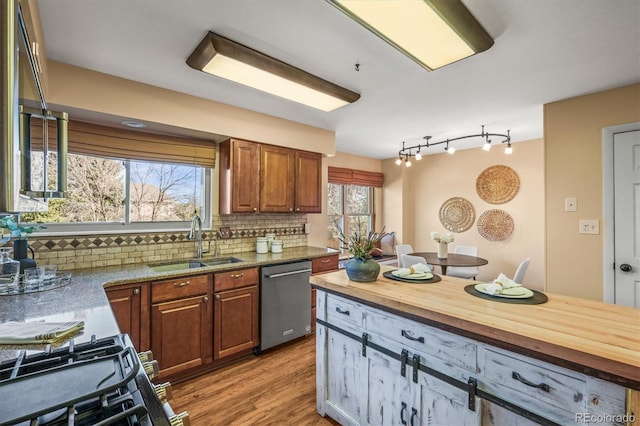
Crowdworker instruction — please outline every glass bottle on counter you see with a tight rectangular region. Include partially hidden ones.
[0,247,21,292]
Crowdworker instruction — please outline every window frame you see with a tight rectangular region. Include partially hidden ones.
[29,157,213,236]
[328,182,374,252]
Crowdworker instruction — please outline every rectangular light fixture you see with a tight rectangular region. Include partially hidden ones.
[326,0,494,71]
[187,32,360,112]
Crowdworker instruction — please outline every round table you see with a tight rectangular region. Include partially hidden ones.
[410,252,488,275]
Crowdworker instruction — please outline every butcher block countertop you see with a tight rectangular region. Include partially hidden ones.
[310,266,640,390]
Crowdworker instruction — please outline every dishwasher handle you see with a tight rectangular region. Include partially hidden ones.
[265,268,312,279]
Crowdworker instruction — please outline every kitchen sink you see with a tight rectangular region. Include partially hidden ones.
[149,257,244,272]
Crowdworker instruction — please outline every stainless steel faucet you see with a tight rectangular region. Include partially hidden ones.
[188,213,203,259]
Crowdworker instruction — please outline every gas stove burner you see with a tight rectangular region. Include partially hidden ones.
[0,334,185,426]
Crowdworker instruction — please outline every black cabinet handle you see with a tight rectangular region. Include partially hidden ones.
[512,371,550,392]
[400,402,407,425]
[335,307,350,316]
[410,407,418,426]
[620,263,633,272]
[401,330,425,343]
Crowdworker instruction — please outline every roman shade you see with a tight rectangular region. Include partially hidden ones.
[30,119,216,168]
[328,166,383,187]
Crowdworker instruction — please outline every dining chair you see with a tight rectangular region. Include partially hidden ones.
[394,244,414,268]
[446,245,479,279]
[400,254,431,271]
[513,257,531,283]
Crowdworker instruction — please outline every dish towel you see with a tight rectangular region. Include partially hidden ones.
[484,273,521,295]
[0,321,85,344]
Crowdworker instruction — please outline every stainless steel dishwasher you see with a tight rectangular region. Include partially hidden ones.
[260,260,312,351]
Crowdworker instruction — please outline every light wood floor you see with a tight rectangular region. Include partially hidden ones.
[171,335,339,425]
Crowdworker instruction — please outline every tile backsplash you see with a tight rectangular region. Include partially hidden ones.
[5,213,308,271]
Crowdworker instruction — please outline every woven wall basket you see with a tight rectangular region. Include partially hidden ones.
[477,209,514,242]
[476,165,520,204]
[439,197,475,233]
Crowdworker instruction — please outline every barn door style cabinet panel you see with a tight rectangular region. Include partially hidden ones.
[315,290,634,426]
[219,138,322,214]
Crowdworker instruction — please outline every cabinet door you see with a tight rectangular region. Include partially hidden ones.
[260,145,295,212]
[214,285,259,359]
[414,369,481,426]
[295,151,322,213]
[151,294,212,377]
[219,139,260,214]
[317,325,363,425]
[105,283,149,350]
[365,349,413,426]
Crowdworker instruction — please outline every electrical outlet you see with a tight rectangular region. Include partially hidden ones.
[219,226,231,239]
[579,220,599,235]
[565,197,577,212]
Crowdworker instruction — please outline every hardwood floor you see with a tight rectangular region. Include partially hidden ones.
[171,335,339,425]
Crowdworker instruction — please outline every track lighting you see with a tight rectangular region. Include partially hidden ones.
[396,126,511,166]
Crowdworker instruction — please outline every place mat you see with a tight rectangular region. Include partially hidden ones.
[476,165,520,204]
[439,197,475,232]
[383,271,441,284]
[477,209,514,241]
[464,284,548,304]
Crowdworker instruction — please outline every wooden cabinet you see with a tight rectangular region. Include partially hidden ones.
[310,254,339,333]
[213,267,259,359]
[105,282,150,350]
[150,274,212,378]
[260,145,295,212]
[219,138,322,213]
[219,139,260,214]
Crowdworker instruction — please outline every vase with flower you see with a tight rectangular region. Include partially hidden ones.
[334,222,388,283]
[0,215,45,273]
[431,231,455,259]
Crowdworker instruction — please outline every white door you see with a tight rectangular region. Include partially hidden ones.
[614,129,640,307]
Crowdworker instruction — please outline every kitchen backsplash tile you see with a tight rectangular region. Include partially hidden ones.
[4,213,308,270]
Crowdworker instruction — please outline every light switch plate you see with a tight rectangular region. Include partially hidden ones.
[565,197,577,212]
[579,220,599,235]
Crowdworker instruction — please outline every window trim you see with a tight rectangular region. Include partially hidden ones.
[328,182,374,251]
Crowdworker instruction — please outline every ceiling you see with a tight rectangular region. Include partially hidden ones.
[37,0,640,160]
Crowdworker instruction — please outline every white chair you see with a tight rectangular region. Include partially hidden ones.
[394,244,414,268]
[513,258,531,284]
[446,245,479,279]
[400,254,431,271]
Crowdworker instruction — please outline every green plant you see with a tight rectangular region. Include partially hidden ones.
[0,215,46,240]
[334,221,388,260]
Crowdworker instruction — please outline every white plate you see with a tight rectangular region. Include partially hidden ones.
[391,270,433,280]
[474,283,534,298]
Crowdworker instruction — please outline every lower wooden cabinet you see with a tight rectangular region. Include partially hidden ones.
[213,267,259,359]
[105,282,150,351]
[311,254,339,334]
[150,274,213,378]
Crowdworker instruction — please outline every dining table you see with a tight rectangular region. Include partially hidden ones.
[410,252,488,275]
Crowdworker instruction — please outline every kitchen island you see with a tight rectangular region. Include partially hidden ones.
[311,267,639,425]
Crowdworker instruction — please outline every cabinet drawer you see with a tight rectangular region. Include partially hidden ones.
[214,267,258,292]
[365,308,477,373]
[326,294,363,328]
[312,255,339,274]
[483,349,586,415]
[152,274,210,303]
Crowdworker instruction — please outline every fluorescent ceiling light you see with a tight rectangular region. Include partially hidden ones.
[187,32,360,111]
[327,0,493,71]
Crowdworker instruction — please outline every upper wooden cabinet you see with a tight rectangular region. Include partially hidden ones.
[260,144,322,213]
[219,139,260,214]
[219,138,322,214]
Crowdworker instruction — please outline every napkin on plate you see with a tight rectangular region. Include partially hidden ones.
[395,263,431,277]
[484,273,521,295]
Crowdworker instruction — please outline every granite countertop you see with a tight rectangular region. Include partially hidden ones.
[0,246,337,361]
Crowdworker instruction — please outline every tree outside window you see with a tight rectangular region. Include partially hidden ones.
[328,183,373,252]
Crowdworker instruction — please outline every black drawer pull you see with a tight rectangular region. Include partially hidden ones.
[401,330,425,343]
[512,371,550,392]
[410,407,418,426]
[400,402,407,425]
[335,307,350,316]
